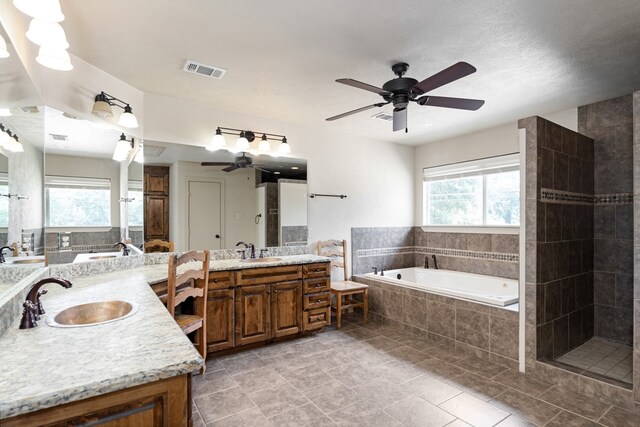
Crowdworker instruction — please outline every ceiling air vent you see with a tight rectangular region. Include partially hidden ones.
[49,134,68,142]
[371,112,393,122]
[183,59,226,79]
[143,144,166,158]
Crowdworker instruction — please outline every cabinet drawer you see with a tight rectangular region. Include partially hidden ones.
[303,307,331,331]
[303,277,330,294]
[303,262,331,279]
[236,265,302,286]
[209,270,234,289]
[304,292,331,310]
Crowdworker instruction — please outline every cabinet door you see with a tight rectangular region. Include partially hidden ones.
[271,280,303,338]
[144,195,169,241]
[235,284,271,346]
[144,166,169,195]
[207,289,234,352]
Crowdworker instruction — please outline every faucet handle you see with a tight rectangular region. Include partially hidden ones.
[19,301,38,329]
[259,249,268,258]
[236,249,246,260]
[372,267,378,275]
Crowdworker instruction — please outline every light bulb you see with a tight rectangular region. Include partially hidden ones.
[36,45,73,71]
[207,127,226,151]
[13,0,65,22]
[0,35,9,58]
[0,108,12,117]
[258,134,270,152]
[26,19,69,49]
[118,105,138,128]
[279,137,291,154]
[236,131,250,150]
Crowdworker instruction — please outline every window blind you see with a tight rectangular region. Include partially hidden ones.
[423,153,519,182]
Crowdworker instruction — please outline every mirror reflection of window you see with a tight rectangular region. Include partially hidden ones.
[128,181,143,227]
[45,176,111,227]
[0,173,8,228]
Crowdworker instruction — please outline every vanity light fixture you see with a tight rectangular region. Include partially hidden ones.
[36,45,73,71]
[207,127,226,151]
[133,141,144,164]
[209,127,290,154]
[0,124,24,152]
[0,34,9,58]
[13,0,65,22]
[113,133,134,162]
[26,19,69,49]
[92,92,139,129]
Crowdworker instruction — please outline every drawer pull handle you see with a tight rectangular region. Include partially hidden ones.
[315,284,323,288]
[315,299,323,303]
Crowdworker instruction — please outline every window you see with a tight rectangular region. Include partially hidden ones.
[45,176,111,227]
[0,173,8,228]
[128,180,143,227]
[423,154,520,227]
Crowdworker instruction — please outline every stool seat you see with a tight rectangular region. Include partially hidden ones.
[175,314,204,335]
[331,280,368,292]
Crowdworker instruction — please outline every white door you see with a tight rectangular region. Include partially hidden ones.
[256,186,266,248]
[188,180,222,250]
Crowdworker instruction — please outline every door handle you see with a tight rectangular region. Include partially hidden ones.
[215,234,220,239]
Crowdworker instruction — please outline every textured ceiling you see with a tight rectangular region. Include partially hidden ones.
[61,0,640,145]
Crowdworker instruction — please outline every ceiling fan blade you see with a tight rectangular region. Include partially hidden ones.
[412,62,477,94]
[201,162,233,166]
[336,78,390,95]
[417,95,485,110]
[326,102,387,121]
[251,165,272,173]
[222,164,239,172]
[393,108,407,132]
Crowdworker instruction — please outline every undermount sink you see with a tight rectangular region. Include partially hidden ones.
[10,259,43,264]
[89,255,118,260]
[47,300,139,328]
[240,257,282,263]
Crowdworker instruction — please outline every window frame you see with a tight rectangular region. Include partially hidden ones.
[45,175,113,229]
[127,180,144,228]
[422,153,520,234]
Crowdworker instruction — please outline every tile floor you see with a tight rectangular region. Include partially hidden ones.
[556,337,633,385]
[192,316,640,426]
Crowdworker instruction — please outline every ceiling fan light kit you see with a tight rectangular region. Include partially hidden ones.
[91,91,139,129]
[327,61,485,132]
[14,0,73,71]
[206,126,290,155]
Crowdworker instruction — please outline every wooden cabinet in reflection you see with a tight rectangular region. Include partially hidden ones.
[144,166,170,242]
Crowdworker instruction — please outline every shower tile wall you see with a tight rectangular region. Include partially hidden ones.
[579,95,634,346]
[633,89,640,404]
[521,116,595,362]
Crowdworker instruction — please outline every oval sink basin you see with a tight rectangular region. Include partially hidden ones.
[10,259,43,264]
[240,257,282,263]
[89,255,118,260]
[47,300,139,328]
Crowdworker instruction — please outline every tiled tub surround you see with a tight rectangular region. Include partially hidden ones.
[521,116,596,363]
[579,95,634,346]
[353,275,520,369]
[351,226,519,279]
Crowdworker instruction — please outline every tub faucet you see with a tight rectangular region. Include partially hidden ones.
[380,268,384,276]
[236,241,256,259]
[432,254,439,269]
[19,278,73,329]
[114,242,130,256]
[0,245,13,263]
[424,256,429,269]
[372,267,378,275]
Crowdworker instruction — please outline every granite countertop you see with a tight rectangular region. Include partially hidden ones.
[142,254,332,285]
[0,270,203,419]
[0,254,329,419]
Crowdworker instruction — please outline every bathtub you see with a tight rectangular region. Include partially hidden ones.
[363,267,518,307]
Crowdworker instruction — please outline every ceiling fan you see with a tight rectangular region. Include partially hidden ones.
[326,62,485,132]
[201,152,270,173]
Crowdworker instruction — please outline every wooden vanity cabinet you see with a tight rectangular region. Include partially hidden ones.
[235,284,272,346]
[271,280,303,338]
[2,375,190,427]
[206,288,235,352]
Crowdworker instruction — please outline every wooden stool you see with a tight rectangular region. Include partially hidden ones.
[145,239,175,253]
[317,239,369,329]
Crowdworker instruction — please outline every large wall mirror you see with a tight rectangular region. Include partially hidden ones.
[0,25,46,299]
[142,141,308,253]
[43,107,143,264]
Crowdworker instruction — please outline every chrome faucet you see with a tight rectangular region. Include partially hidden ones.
[236,241,256,259]
[20,278,73,329]
[0,246,14,263]
[114,242,130,256]
[432,254,439,269]
[424,256,429,269]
